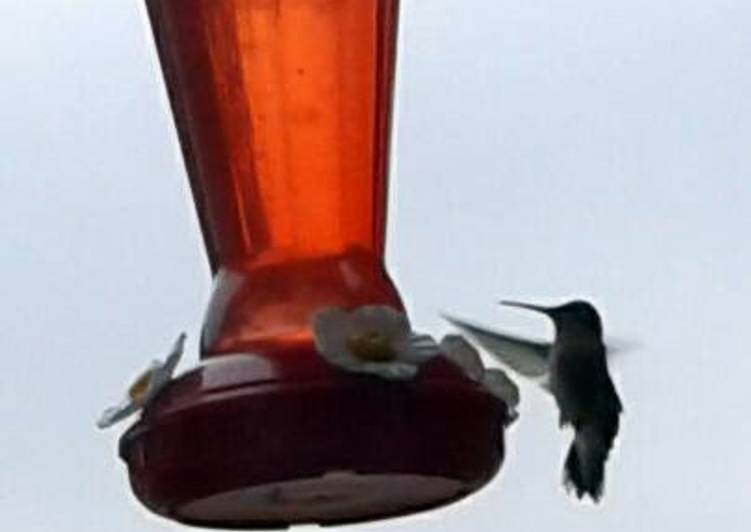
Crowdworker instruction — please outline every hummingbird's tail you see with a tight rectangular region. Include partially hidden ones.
[564,421,618,502]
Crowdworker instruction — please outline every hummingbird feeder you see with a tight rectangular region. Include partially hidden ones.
[113,0,510,528]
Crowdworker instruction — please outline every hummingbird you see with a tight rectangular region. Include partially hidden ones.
[444,300,623,502]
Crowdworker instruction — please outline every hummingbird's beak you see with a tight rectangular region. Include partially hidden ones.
[499,300,553,315]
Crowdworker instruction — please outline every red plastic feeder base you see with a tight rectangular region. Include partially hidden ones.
[120,350,506,528]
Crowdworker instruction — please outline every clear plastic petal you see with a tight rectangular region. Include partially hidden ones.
[439,335,485,382]
[312,307,353,356]
[96,398,139,429]
[402,333,441,363]
[483,368,520,407]
[144,333,187,402]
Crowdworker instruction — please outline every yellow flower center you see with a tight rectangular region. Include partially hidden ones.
[128,370,154,404]
[347,331,397,362]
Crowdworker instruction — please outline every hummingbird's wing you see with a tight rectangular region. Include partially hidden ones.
[442,314,550,377]
[603,336,642,358]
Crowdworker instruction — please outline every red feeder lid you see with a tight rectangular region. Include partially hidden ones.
[120,352,507,528]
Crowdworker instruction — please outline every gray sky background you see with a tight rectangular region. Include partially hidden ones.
[2,1,750,530]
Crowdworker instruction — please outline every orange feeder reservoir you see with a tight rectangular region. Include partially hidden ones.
[119,0,508,528]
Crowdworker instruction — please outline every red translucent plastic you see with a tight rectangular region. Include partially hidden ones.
[146,0,402,356]
[123,5,507,525]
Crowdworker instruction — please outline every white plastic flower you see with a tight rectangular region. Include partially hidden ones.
[440,334,520,423]
[96,333,186,429]
[312,306,440,380]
